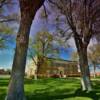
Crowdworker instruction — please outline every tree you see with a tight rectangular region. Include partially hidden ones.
[71,51,78,61]
[28,31,60,78]
[0,0,18,22]
[47,0,100,91]
[6,0,44,100]
[88,44,100,78]
[0,0,18,31]
[0,0,17,49]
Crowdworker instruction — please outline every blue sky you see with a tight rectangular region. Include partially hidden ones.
[0,36,16,69]
[0,1,74,69]
[0,48,73,69]
[0,49,14,69]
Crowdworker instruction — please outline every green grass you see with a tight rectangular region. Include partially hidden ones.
[0,76,100,100]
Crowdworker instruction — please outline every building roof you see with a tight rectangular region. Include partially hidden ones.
[47,57,78,64]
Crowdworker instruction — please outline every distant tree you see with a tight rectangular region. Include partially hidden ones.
[0,0,18,49]
[29,31,60,78]
[88,44,100,78]
[6,0,44,100]
[48,0,100,91]
[6,68,11,75]
[0,36,5,48]
[71,51,78,61]
[0,0,18,22]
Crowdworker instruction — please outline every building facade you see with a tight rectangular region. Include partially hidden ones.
[26,58,80,78]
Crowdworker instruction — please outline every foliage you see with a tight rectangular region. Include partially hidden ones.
[29,31,60,63]
[28,31,61,75]
[47,0,100,41]
[88,44,100,64]
[0,0,19,49]
[71,51,78,61]
[0,36,5,48]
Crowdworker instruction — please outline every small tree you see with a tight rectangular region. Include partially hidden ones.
[29,31,60,78]
[88,44,100,78]
[71,51,78,61]
[0,0,18,49]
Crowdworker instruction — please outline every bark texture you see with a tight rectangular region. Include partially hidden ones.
[93,62,96,78]
[6,0,44,100]
[74,36,92,91]
[79,48,92,91]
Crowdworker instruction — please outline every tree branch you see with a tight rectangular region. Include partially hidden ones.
[28,48,37,66]
[0,18,17,23]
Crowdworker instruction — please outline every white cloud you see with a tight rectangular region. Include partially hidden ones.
[67,37,77,51]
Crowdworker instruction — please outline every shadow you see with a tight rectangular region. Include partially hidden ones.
[74,88,100,100]
[73,79,100,100]
[0,88,6,100]
[0,78,9,86]
[26,87,100,100]
[25,78,77,100]
[26,88,75,100]
[0,77,100,100]
[25,78,100,100]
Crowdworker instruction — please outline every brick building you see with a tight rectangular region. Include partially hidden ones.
[39,58,80,77]
[26,58,80,78]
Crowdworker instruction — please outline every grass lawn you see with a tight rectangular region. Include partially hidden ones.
[0,76,100,100]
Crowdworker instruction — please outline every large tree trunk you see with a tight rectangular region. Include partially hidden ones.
[6,0,44,100]
[36,56,44,77]
[79,48,92,91]
[74,36,92,91]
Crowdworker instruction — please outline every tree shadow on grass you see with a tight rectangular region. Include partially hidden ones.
[25,79,100,100]
[74,88,100,100]
[0,78,9,86]
[0,78,9,100]
[26,88,75,100]
[0,78,100,100]
[0,88,6,100]
[25,78,78,100]
[26,88,100,100]
[73,79,100,100]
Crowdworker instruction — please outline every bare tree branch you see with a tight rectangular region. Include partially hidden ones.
[0,18,17,23]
